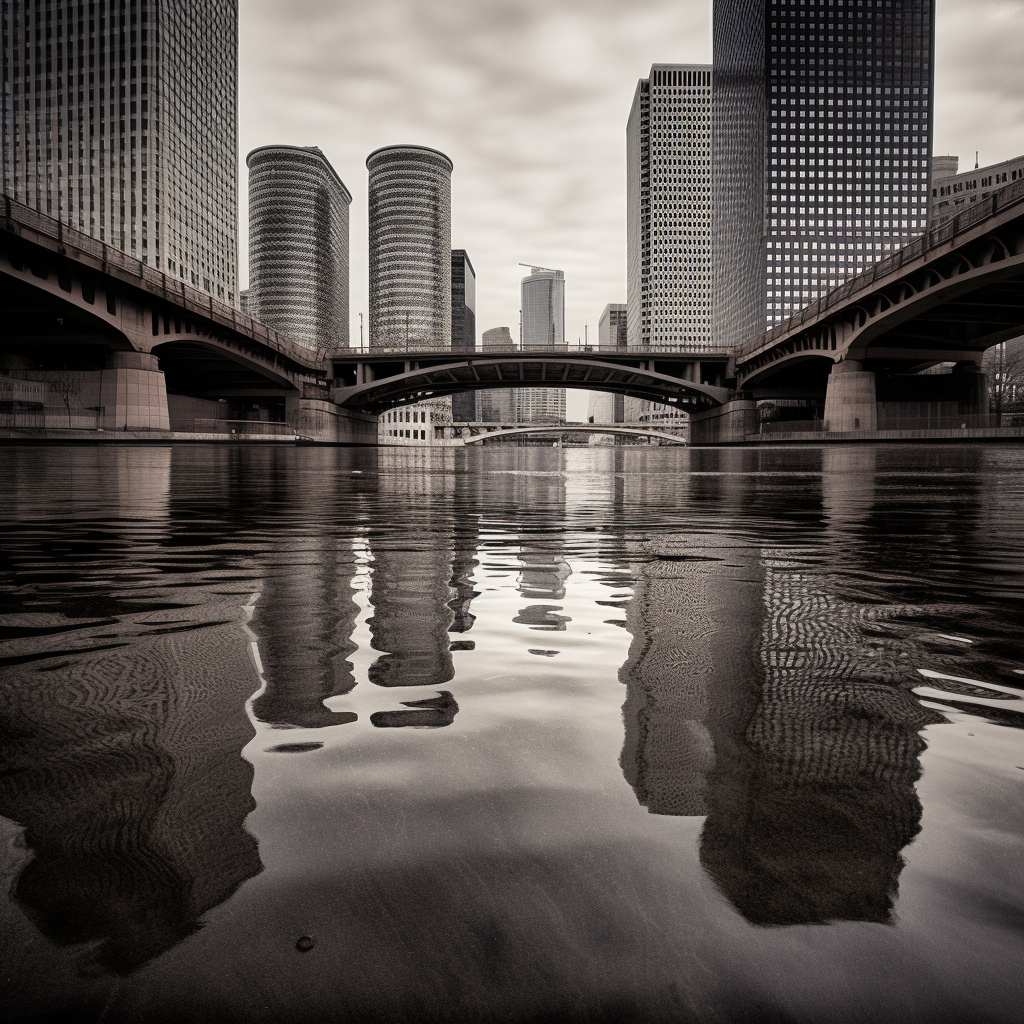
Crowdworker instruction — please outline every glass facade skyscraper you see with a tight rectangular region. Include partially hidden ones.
[246,145,351,350]
[1,1,239,305]
[626,64,713,349]
[521,268,565,350]
[366,145,453,350]
[712,0,935,348]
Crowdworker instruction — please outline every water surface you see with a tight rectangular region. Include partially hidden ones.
[1,444,1023,1022]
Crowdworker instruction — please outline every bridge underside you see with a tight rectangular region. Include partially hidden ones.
[330,356,731,414]
[459,424,687,445]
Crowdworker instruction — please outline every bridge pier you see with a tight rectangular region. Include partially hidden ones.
[689,400,758,445]
[823,360,877,432]
[100,352,170,431]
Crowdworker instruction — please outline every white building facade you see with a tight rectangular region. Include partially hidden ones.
[626,64,713,349]
[1,0,240,305]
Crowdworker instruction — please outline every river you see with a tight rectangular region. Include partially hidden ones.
[1,444,1022,1023]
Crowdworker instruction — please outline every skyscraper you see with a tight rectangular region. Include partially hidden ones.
[246,146,351,350]
[598,304,628,351]
[626,64,713,349]
[450,249,477,421]
[521,268,565,349]
[366,145,453,350]
[477,328,516,422]
[712,0,935,348]
[1,1,240,305]
[451,250,476,354]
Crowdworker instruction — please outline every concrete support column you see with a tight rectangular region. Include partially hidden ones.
[952,361,987,417]
[100,351,170,431]
[689,400,759,444]
[823,360,876,432]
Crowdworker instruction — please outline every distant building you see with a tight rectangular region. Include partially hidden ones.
[1,1,240,305]
[239,290,250,314]
[476,328,516,421]
[712,0,935,346]
[521,268,565,349]
[598,304,628,351]
[626,65,713,349]
[482,327,516,352]
[588,392,623,425]
[367,145,453,350]
[520,268,565,421]
[450,250,477,422]
[931,153,1024,226]
[246,145,351,350]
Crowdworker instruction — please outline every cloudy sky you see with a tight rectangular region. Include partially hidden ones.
[238,0,1024,418]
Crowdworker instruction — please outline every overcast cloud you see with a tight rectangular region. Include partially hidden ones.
[238,0,1024,418]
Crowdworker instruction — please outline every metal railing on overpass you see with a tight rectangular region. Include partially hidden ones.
[736,177,1024,360]
[330,343,733,359]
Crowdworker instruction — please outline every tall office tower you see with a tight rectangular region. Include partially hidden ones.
[450,249,477,421]
[451,250,477,353]
[476,327,516,421]
[712,0,935,348]
[521,268,565,349]
[520,267,565,423]
[246,146,351,350]
[626,65,713,349]
[598,304,629,351]
[366,145,453,349]
[1,1,239,305]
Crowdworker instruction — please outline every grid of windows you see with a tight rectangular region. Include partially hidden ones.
[626,65,713,349]
[713,0,935,345]
[1,1,239,304]
[247,145,351,351]
[366,145,453,350]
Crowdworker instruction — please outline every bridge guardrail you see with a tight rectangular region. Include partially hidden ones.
[736,177,1024,360]
[330,343,733,359]
[2,195,330,374]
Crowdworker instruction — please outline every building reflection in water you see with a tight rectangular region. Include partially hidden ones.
[0,448,262,975]
[618,448,944,926]
[249,537,361,729]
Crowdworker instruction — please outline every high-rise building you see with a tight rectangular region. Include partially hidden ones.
[516,389,565,425]
[450,249,477,421]
[451,250,476,354]
[246,146,351,350]
[519,267,565,422]
[366,145,453,350]
[626,65,713,349]
[521,268,565,349]
[1,1,240,305]
[712,0,935,348]
[477,328,516,422]
[598,304,628,351]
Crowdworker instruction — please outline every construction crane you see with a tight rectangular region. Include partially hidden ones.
[518,263,561,273]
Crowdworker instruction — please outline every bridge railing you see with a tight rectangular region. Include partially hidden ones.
[2,195,329,375]
[330,342,733,359]
[736,177,1024,360]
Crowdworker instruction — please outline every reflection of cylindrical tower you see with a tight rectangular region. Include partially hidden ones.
[367,145,453,350]
[247,145,351,350]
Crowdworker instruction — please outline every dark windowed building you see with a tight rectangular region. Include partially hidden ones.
[712,0,935,347]
[1,1,240,305]
[450,248,477,421]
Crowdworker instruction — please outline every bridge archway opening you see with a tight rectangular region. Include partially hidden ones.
[153,339,298,427]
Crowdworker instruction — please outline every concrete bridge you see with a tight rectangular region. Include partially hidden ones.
[731,178,1024,434]
[329,349,731,415]
[450,423,688,445]
[4,178,1023,444]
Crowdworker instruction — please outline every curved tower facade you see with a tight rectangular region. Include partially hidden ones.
[366,145,453,350]
[247,145,351,350]
[521,268,565,350]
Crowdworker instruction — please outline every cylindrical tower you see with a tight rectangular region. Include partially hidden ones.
[521,268,565,350]
[366,145,453,350]
[247,145,351,350]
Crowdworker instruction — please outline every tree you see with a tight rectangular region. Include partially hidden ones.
[49,372,81,429]
[985,337,1024,426]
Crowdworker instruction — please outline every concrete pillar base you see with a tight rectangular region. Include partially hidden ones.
[689,400,758,445]
[100,351,170,431]
[823,360,877,432]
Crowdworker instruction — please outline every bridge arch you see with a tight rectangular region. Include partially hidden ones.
[459,424,687,445]
[330,356,730,414]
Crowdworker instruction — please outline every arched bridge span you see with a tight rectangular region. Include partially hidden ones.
[736,179,1024,390]
[458,424,687,445]
[329,355,731,414]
